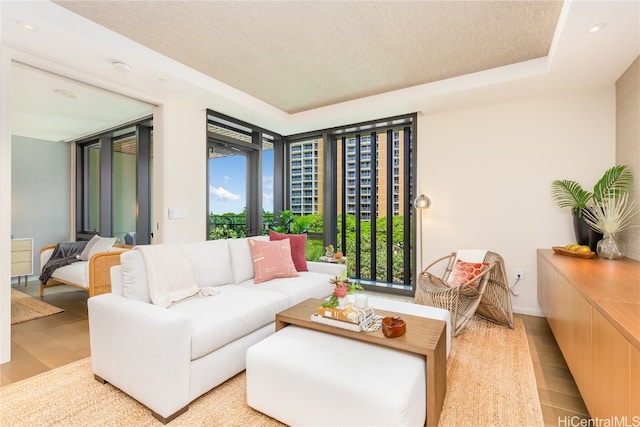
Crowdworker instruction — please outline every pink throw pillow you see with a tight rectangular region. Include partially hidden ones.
[269,230,308,272]
[447,260,490,288]
[249,238,299,284]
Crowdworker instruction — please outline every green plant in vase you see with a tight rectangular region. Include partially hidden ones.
[551,164,632,250]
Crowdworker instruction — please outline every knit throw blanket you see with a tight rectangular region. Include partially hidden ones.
[39,241,88,284]
[135,244,219,307]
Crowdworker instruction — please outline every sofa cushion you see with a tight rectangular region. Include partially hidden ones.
[269,231,308,272]
[120,250,151,303]
[249,239,299,284]
[189,240,234,287]
[77,235,117,261]
[169,285,290,360]
[228,236,268,284]
[238,271,333,306]
[51,261,88,288]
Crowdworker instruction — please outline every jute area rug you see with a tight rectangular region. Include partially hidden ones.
[10,288,64,325]
[0,317,543,426]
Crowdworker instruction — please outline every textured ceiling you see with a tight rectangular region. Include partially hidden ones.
[54,1,563,114]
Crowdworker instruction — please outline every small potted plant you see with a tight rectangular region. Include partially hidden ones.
[324,244,334,258]
[551,164,632,250]
[321,277,363,309]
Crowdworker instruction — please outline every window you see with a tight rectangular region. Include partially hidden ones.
[206,110,281,239]
[332,115,415,293]
[282,114,417,295]
[76,118,153,244]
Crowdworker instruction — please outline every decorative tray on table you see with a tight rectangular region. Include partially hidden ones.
[552,246,596,259]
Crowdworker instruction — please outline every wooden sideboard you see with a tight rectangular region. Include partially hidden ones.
[537,249,639,420]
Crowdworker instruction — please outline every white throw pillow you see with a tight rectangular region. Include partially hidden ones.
[121,250,151,303]
[228,236,268,284]
[77,235,117,261]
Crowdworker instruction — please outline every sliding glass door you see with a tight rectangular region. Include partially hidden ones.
[76,118,152,244]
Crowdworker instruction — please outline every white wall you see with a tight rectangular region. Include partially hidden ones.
[11,136,71,276]
[416,86,616,316]
[1,48,12,363]
[155,101,207,244]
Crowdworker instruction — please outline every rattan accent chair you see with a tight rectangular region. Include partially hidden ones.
[414,251,514,337]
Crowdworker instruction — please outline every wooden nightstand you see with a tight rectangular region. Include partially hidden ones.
[11,238,33,286]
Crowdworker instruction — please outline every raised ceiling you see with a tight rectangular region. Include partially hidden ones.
[3,1,639,141]
[54,0,563,113]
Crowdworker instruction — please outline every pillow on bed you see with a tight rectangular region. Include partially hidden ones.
[77,235,117,261]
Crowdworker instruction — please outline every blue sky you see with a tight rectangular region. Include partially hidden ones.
[208,150,274,215]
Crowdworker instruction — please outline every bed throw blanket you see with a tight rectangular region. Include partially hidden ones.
[135,244,219,307]
[39,241,88,284]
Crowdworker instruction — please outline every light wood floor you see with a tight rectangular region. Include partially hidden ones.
[2,281,590,426]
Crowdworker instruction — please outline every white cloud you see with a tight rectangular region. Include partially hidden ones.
[263,175,273,190]
[224,175,231,183]
[210,186,240,201]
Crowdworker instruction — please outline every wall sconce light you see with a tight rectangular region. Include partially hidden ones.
[414,194,431,275]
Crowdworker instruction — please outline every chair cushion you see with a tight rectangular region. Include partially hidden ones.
[447,260,489,288]
[269,230,308,272]
[249,239,299,284]
[51,261,88,288]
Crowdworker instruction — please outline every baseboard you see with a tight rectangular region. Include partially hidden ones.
[513,307,544,317]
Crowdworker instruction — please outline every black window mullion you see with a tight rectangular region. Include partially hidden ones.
[370,131,378,283]
[403,126,412,285]
[340,136,347,260]
[136,125,151,244]
[323,132,337,250]
[100,135,113,237]
[385,130,394,283]
[354,134,361,279]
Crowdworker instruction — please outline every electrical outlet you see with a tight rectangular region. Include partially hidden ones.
[515,268,524,280]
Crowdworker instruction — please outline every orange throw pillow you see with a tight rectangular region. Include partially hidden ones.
[447,260,489,288]
[249,238,299,284]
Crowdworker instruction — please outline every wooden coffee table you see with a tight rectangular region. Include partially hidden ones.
[275,298,447,427]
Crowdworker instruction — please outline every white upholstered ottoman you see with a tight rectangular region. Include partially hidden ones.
[246,325,426,426]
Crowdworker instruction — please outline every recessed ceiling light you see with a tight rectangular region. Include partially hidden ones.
[16,21,35,31]
[112,61,132,73]
[589,23,607,33]
[54,89,78,99]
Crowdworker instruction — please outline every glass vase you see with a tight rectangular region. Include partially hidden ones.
[338,297,349,308]
[597,233,625,260]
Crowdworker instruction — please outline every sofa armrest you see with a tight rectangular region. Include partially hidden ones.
[88,293,192,419]
[39,245,56,273]
[88,250,127,297]
[307,261,347,277]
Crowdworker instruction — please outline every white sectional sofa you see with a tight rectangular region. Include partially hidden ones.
[88,236,346,423]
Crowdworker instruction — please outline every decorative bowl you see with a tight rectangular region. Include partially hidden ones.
[382,316,406,338]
